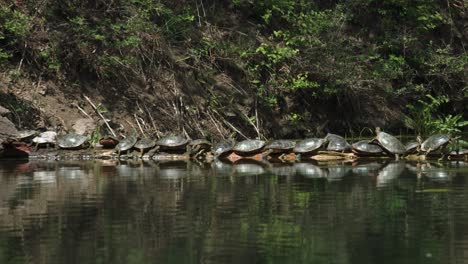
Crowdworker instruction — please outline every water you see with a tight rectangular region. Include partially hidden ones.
[0,159,468,264]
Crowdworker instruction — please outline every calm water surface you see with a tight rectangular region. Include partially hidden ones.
[1,159,468,264]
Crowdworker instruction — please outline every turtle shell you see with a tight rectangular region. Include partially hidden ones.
[213,139,235,157]
[405,141,420,154]
[325,133,351,152]
[352,140,384,155]
[375,131,406,155]
[233,139,266,154]
[293,138,325,154]
[57,133,88,149]
[115,136,137,152]
[265,140,296,151]
[156,135,189,149]
[134,138,156,150]
[421,134,450,152]
[15,130,38,141]
[32,131,57,144]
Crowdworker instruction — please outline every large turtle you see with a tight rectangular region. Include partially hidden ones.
[372,128,406,158]
[233,139,266,155]
[324,133,351,152]
[14,130,38,142]
[293,138,325,156]
[57,133,88,149]
[134,138,156,157]
[420,134,451,154]
[32,131,57,150]
[156,135,189,152]
[115,136,137,157]
[352,140,384,156]
[264,140,296,154]
[213,139,235,158]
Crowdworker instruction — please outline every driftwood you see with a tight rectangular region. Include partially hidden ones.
[83,95,116,137]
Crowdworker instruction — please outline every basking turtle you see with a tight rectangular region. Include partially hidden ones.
[156,135,189,152]
[325,133,351,152]
[293,138,325,156]
[32,131,57,150]
[405,141,420,154]
[372,129,406,158]
[213,139,235,158]
[233,139,266,155]
[134,138,156,157]
[57,133,88,149]
[115,136,137,157]
[99,135,119,149]
[14,130,38,142]
[420,134,451,154]
[188,139,212,158]
[352,140,384,156]
[264,140,296,154]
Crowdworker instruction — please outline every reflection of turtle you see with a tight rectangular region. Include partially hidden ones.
[213,139,235,158]
[156,135,189,152]
[325,134,350,152]
[115,136,137,157]
[32,131,57,150]
[57,134,88,149]
[372,128,406,159]
[293,138,325,156]
[294,162,327,178]
[233,139,266,155]
[352,140,384,156]
[134,138,156,157]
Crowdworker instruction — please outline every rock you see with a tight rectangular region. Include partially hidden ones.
[72,118,96,135]
[0,106,11,116]
[0,116,18,140]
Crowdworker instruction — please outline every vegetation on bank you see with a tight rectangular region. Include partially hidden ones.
[0,0,466,138]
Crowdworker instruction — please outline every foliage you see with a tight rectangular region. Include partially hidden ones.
[403,95,468,136]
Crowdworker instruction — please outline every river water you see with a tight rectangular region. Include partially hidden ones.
[0,159,467,264]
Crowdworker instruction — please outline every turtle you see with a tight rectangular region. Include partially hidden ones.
[372,128,406,159]
[14,130,38,142]
[264,140,296,154]
[134,138,156,157]
[156,135,189,152]
[448,148,467,160]
[57,133,88,149]
[293,138,325,156]
[213,139,235,158]
[32,131,57,150]
[420,134,451,154]
[115,136,137,157]
[405,141,420,154]
[99,134,120,149]
[233,139,266,155]
[187,139,212,158]
[351,140,384,156]
[324,133,351,152]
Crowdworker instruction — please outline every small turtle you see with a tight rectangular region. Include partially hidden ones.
[405,141,420,154]
[134,138,156,157]
[115,136,138,157]
[352,140,384,156]
[372,128,406,158]
[293,138,325,156]
[420,134,451,154]
[233,139,266,155]
[324,133,351,152]
[14,130,38,142]
[32,131,57,150]
[264,140,296,154]
[99,135,120,149]
[213,139,235,158]
[57,133,88,149]
[188,139,212,158]
[156,135,189,152]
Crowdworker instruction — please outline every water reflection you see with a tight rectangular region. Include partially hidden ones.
[0,159,468,264]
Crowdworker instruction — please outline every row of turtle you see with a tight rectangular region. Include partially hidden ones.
[2,129,466,160]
